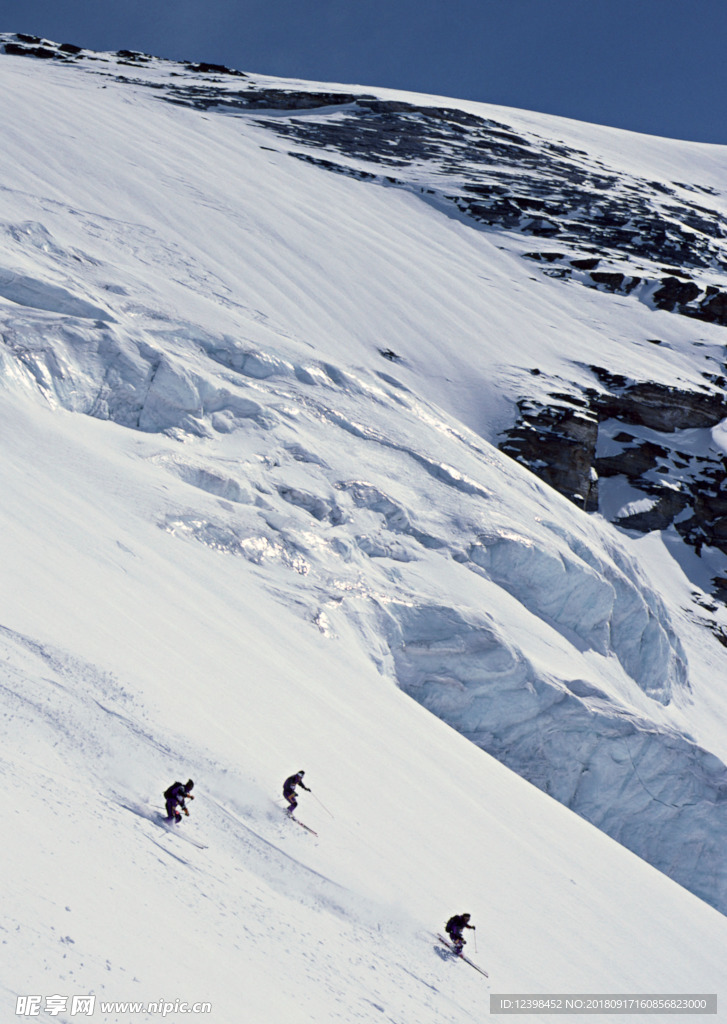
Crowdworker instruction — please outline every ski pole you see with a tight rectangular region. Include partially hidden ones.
[312,792,334,818]
[473,927,478,953]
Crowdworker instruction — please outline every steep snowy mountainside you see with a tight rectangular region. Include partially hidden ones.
[2,340,726,1024]
[5,33,727,600]
[1,35,727,1007]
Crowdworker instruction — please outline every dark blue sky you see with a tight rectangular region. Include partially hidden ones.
[7,0,727,143]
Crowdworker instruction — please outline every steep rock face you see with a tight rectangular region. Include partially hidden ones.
[499,397,599,511]
[499,374,727,598]
[596,379,727,432]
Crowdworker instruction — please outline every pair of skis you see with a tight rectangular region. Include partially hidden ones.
[286,812,318,836]
[158,813,208,848]
[117,801,209,850]
[435,934,489,978]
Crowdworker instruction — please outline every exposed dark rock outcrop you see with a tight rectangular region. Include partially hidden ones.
[594,378,727,432]
[185,61,246,77]
[499,400,599,511]
[531,260,727,327]
[652,276,702,311]
[698,288,727,325]
[499,375,727,594]
[4,42,57,59]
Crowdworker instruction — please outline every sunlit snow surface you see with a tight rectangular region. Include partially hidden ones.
[1,41,726,1022]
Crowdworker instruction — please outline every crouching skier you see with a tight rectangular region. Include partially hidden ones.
[283,771,310,815]
[445,912,475,955]
[164,779,195,823]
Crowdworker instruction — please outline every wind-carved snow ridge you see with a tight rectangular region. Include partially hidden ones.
[376,600,727,915]
[468,526,688,703]
[0,315,267,433]
[0,219,113,319]
[0,268,112,320]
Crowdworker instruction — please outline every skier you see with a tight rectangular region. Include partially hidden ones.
[283,770,310,815]
[164,779,195,823]
[445,912,475,954]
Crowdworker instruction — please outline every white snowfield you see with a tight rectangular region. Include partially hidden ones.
[0,40,726,1023]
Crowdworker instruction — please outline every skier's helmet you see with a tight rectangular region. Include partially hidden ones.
[298,770,305,776]
[185,779,194,791]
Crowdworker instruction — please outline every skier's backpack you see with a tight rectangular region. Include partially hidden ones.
[164,782,182,800]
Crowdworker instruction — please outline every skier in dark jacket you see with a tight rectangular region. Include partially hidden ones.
[164,779,195,822]
[445,913,475,954]
[283,771,310,815]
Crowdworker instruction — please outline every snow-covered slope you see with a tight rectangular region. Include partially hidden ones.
[1,36,726,1022]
